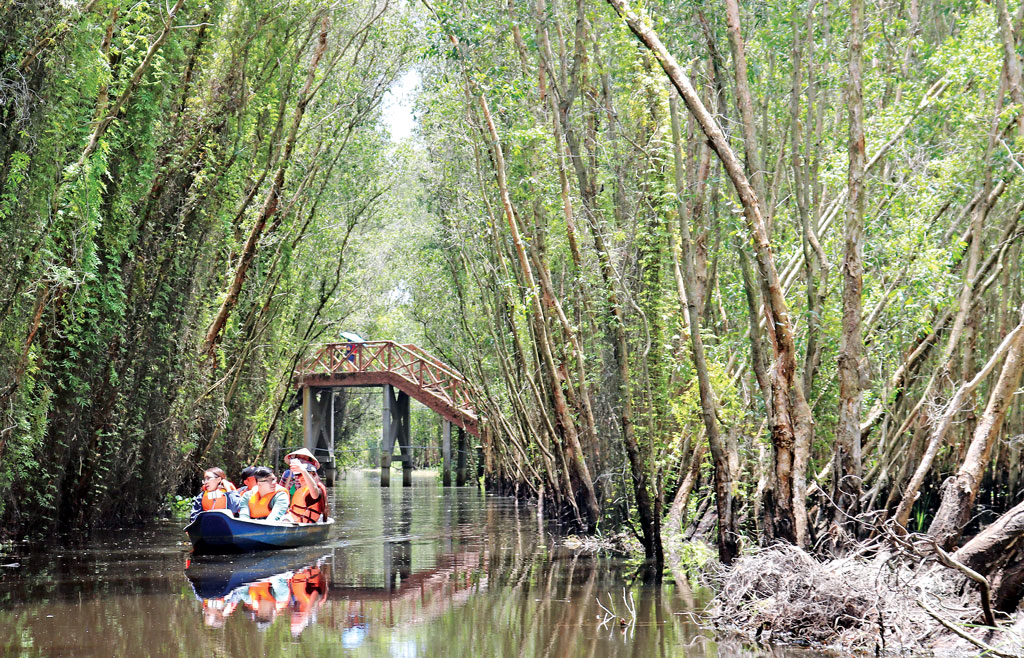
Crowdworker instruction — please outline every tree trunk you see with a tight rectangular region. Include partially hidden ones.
[549,22,663,576]
[723,0,767,228]
[893,314,1024,531]
[476,93,601,528]
[790,4,828,398]
[928,302,1024,548]
[670,92,738,565]
[835,0,866,526]
[953,495,1024,611]
[201,16,330,358]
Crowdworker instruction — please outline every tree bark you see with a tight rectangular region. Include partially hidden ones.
[835,0,866,525]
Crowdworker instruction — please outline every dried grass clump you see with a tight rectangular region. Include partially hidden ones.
[708,545,884,649]
[704,543,996,654]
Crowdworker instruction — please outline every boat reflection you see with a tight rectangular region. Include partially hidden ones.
[186,549,330,636]
[185,539,483,642]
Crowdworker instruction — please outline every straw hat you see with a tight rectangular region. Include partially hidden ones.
[284,447,321,469]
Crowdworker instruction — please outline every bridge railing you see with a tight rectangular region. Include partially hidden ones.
[296,341,478,419]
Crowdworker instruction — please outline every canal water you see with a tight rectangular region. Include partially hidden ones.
[0,470,813,657]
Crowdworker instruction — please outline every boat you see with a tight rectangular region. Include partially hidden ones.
[185,509,334,554]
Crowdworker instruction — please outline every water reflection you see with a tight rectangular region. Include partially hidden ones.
[186,551,329,635]
[0,470,817,657]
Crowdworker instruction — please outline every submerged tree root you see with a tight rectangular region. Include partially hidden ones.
[705,543,1023,656]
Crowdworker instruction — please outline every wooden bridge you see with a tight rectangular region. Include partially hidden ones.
[295,341,480,487]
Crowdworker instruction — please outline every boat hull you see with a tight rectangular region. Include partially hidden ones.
[185,510,333,554]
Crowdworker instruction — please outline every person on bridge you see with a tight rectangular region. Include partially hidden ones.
[239,467,290,521]
[282,450,328,523]
[189,467,240,522]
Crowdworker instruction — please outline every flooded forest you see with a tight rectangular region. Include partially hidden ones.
[1,0,1023,654]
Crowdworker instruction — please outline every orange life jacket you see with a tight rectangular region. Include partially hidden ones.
[289,566,326,611]
[248,581,275,604]
[247,485,289,519]
[201,489,229,511]
[245,581,288,616]
[288,483,327,523]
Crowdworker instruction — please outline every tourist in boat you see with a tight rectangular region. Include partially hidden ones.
[286,458,328,523]
[235,465,258,495]
[280,448,318,491]
[239,467,290,521]
[281,448,328,520]
[189,467,240,522]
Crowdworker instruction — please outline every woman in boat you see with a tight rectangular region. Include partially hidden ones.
[189,467,240,522]
[285,457,328,524]
[239,467,290,521]
[279,448,318,492]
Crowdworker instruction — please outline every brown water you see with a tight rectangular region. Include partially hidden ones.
[0,470,810,657]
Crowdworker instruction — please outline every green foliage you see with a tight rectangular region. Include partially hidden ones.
[669,540,716,585]
[0,0,419,535]
[167,494,191,518]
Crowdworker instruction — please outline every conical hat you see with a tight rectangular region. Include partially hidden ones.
[284,447,320,469]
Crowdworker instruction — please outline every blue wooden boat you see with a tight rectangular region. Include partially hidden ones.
[185,509,334,554]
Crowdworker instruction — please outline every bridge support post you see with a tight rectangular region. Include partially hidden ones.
[396,390,411,487]
[442,420,452,487]
[381,385,393,487]
[456,426,468,486]
[303,386,334,481]
[381,384,411,487]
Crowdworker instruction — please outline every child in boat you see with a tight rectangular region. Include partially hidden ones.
[189,467,240,522]
[239,467,290,521]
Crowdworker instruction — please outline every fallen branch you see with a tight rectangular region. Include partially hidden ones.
[916,596,1020,658]
[932,539,996,627]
